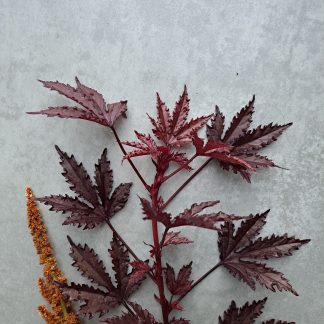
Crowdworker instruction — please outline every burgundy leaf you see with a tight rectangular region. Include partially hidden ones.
[55,145,98,206]
[36,194,94,214]
[205,96,291,181]
[218,298,266,324]
[193,134,254,170]
[95,148,113,208]
[162,231,193,248]
[129,302,160,324]
[27,106,106,125]
[38,148,132,229]
[149,86,211,147]
[140,197,172,227]
[127,261,150,293]
[60,282,119,318]
[238,234,310,260]
[105,101,128,126]
[234,123,292,152]
[206,105,225,141]
[62,212,106,229]
[109,183,132,217]
[109,233,130,297]
[218,211,269,260]
[165,262,193,296]
[171,201,247,231]
[223,96,255,144]
[217,211,309,295]
[223,260,298,295]
[67,236,115,291]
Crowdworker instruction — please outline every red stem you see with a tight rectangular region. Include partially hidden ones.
[111,127,150,191]
[162,154,197,183]
[151,185,169,324]
[162,158,212,210]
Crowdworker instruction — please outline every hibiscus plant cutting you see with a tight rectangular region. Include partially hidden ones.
[27,78,310,324]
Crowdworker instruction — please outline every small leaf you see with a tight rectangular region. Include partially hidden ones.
[206,105,225,141]
[163,231,193,248]
[165,262,193,296]
[140,197,172,228]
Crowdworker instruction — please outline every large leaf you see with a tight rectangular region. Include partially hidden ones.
[28,78,127,127]
[218,212,310,295]
[206,96,292,182]
[38,148,132,229]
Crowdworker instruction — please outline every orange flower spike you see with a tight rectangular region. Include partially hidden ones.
[26,187,80,324]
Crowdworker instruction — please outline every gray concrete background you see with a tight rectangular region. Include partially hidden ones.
[0,1,323,323]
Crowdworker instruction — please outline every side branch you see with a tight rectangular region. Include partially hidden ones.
[111,127,150,190]
[162,158,213,210]
[177,262,222,302]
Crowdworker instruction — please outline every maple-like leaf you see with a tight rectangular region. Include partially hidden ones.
[123,131,192,169]
[101,302,160,324]
[28,77,127,127]
[219,298,267,324]
[148,86,211,147]
[61,234,148,318]
[37,147,131,229]
[206,96,292,182]
[162,231,193,248]
[218,298,295,324]
[217,211,310,295]
[165,262,193,296]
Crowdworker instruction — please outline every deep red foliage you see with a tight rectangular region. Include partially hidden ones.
[30,78,308,324]
[219,298,295,324]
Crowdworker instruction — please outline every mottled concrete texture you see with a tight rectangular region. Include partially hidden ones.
[0,1,323,323]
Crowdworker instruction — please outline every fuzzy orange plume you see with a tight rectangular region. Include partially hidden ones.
[26,187,80,324]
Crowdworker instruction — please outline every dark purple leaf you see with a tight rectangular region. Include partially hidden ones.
[223,96,255,144]
[165,262,193,296]
[60,282,119,318]
[162,231,193,248]
[67,236,115,291]
[218,298,266,324]
[218,211,309,295]
[95,148,113,208]
[109,233,130,297]
[109,183,132,217]
[206,105,225,141]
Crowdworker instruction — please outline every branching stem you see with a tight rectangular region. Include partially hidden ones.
[111,127,150,191]
[162,158,212,210]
